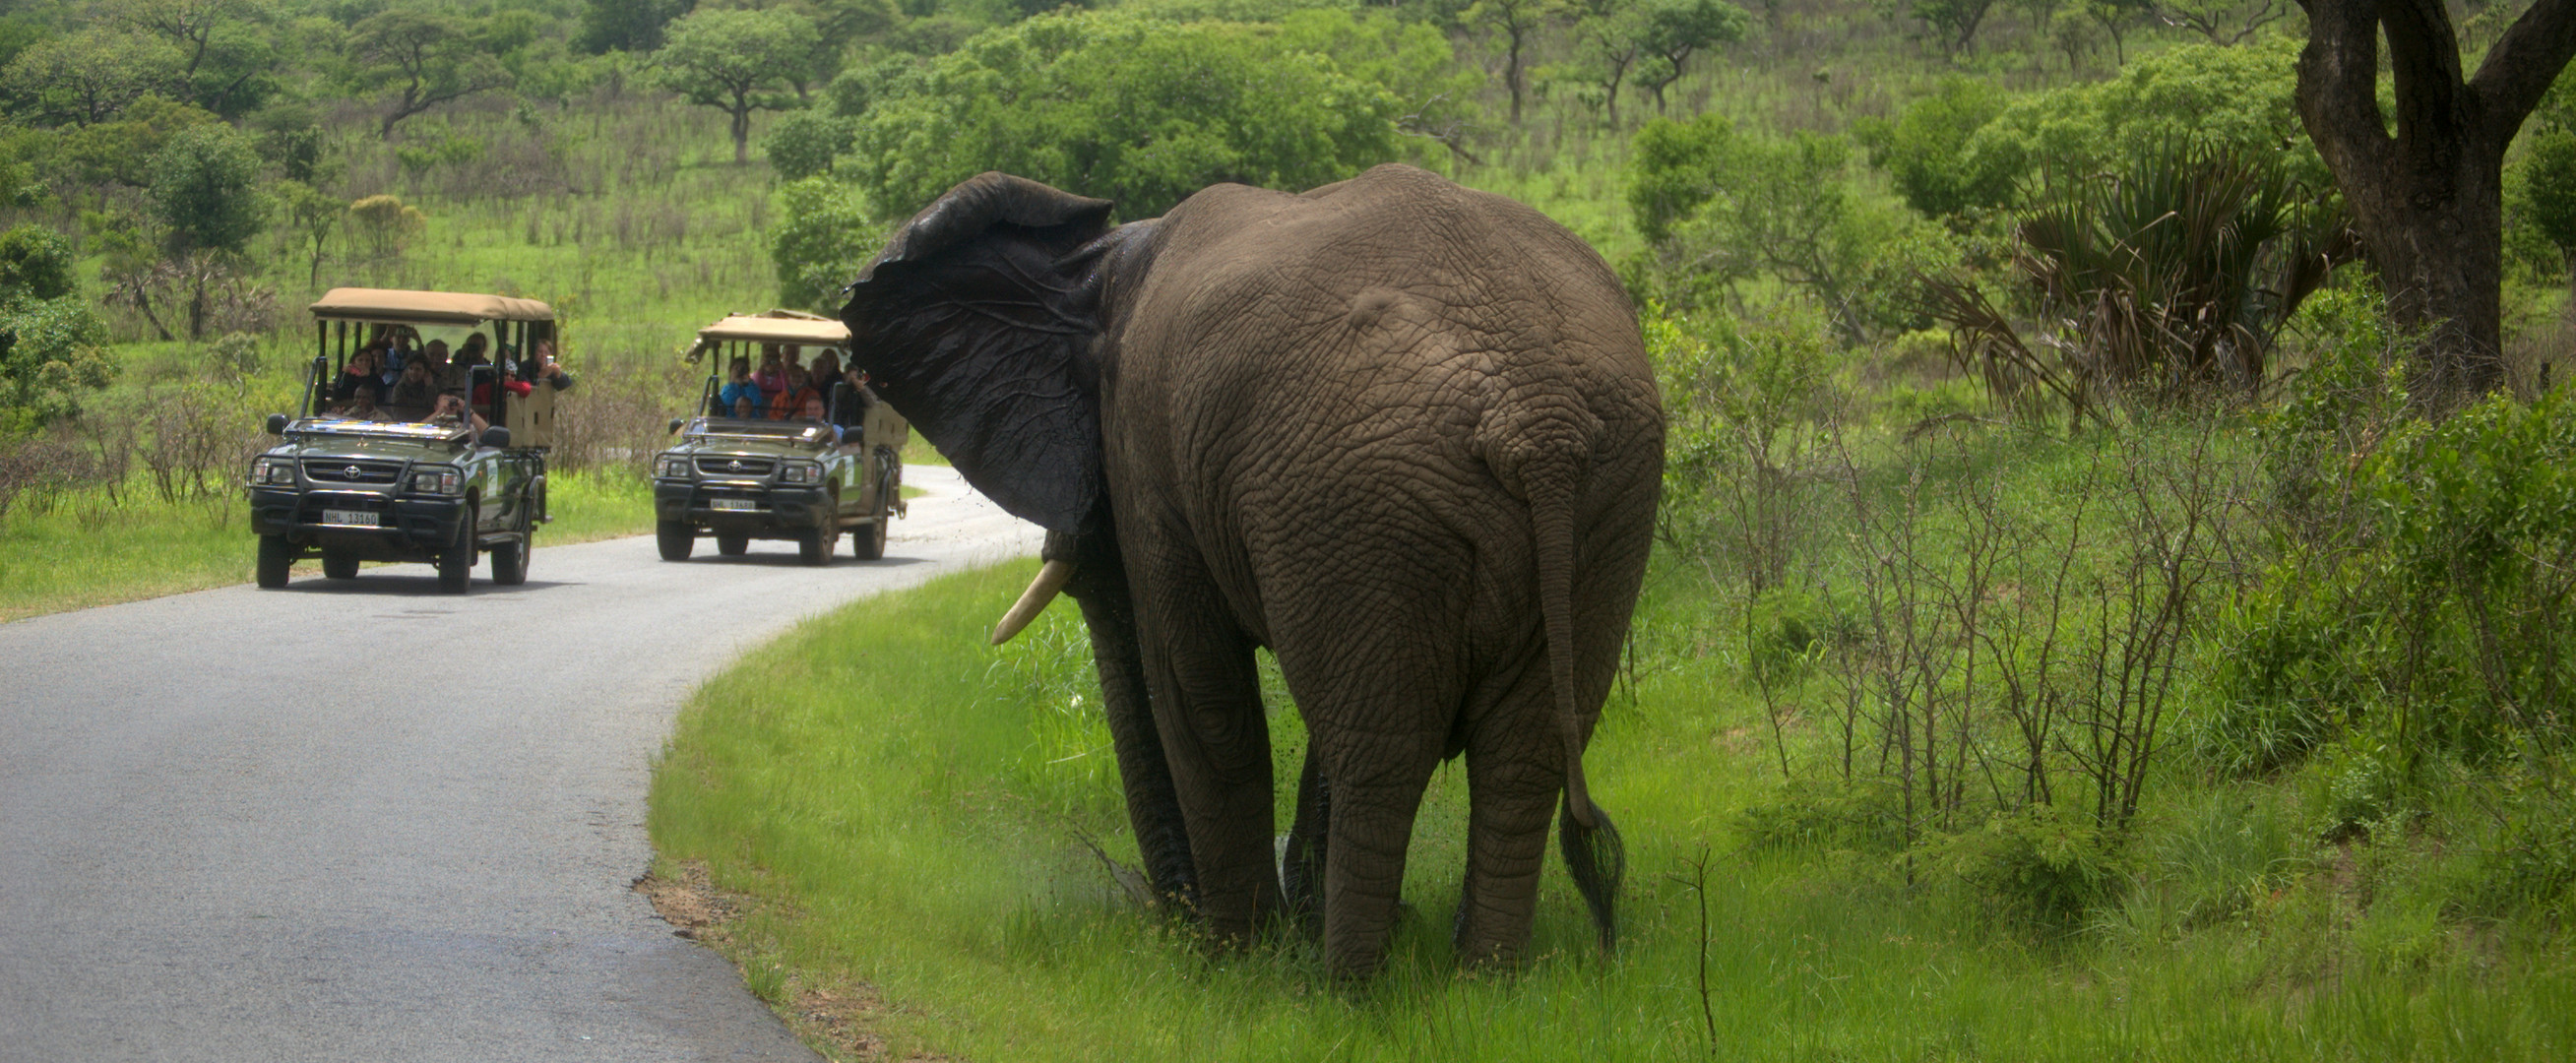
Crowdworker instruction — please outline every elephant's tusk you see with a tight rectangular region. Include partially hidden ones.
[989,559,1076,646]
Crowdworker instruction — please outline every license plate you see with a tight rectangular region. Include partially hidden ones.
[712,498,756,512]
[322,509,378,527]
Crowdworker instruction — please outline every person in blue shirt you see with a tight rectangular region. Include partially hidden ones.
[717,355,764,417]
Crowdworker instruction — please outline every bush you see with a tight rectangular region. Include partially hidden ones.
[1929,804,2129,932]
[763,109,853,182]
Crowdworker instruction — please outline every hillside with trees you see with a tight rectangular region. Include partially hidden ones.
[5,0,2576,1057]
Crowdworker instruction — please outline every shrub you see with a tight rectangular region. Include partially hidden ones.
[1929,804,2129,932]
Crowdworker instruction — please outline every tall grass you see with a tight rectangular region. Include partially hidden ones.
[650,559,2576,1062]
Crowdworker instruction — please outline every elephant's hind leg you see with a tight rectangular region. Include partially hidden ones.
[1452,673,1572,968]
[1319,733,1445,980]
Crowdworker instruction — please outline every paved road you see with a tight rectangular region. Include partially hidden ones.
[0,467,1039,1062]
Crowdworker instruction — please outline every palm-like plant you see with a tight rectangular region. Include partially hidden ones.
[1924,144,2356,424]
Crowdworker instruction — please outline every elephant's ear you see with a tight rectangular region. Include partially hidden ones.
[843,173,1118,535]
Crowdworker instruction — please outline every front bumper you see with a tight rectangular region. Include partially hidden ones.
[250,487,469,555]
[654,480,834,532]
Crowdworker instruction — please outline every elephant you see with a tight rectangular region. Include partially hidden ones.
[840,163,1663,979]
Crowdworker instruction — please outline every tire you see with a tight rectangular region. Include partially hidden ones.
[322,549,359,580]
[716,532,749,556]
[491,529,530,586]
[851,517,887,560]
[256,534,293,589]
[657,519,695,561]
[437,505,476,594]
[796,527,832,566]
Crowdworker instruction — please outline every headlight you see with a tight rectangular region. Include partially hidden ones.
[251,458,294,485]
[780,462,821,484]
[657,456,692,479]
[409,467,463,494]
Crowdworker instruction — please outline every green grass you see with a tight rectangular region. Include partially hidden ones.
[650,557,2576,1062]
[0,468,653,622]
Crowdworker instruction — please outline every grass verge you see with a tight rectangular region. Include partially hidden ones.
[651,559,2576,1062]
[0,468,655,622]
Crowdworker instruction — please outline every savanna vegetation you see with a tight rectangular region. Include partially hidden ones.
[6,0,2576,1057]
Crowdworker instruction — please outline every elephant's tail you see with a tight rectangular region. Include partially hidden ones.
[1479,390,1623,950]
[1524,435,1625,954]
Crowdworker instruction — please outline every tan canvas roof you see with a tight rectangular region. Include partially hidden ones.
[696,313,849,346]
[308,287,554,325]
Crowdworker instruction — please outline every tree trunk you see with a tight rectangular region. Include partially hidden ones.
[2293,0,2576,400]
[730,91,752,164]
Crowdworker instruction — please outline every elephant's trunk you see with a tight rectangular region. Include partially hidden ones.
[990,559,1076,645]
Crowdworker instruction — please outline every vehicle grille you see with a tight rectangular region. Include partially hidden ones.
[696,457,775,478]
[303,459,405,484]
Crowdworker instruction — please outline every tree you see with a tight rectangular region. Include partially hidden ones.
[149,122,266,256]
[0,28,182,126]
[1634,0,1748,115]
[276,179,339,285]
[654,7,815,164]
[578,0,694,54]
[1862,77,2015,220]
[105,0,278,116]
[848,12,1403,219]
[1906,0,1997,56]
[2155,0,2288,46]
[1569,1,1650,127]
[1633,114,1949,344]
[0,224,113,433]
[351,10,512,140]
[2293,0,2576,397]
[0,223,77,301]
[1467,0,1560,127]
[769,176,883,311]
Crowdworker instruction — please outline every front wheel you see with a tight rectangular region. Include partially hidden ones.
[490,529,530,586]
[796,527,832,566]
[657,519,695,561]
[850,518,887,561]
[256,534,293,589]
[437,505,476,594]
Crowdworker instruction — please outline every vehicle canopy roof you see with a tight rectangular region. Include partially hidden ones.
[695,311,849,347]
[308,287,555,326]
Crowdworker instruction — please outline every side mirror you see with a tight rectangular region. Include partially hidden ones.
[668,417,685,435]
[479,426,512,449]
[265,412,289,435]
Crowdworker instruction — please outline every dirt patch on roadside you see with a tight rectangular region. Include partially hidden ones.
[634,861,949,1063]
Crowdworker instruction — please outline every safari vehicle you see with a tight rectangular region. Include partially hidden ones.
[246,287,560,594]
[652,311,909,565]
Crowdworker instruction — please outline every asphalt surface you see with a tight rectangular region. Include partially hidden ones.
[0,466,1041,1062]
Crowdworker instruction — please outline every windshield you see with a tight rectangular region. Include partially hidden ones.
[683,418,834,446]
[289,417,470,444]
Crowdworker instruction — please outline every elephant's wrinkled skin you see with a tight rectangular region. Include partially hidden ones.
[842,164,1663,978]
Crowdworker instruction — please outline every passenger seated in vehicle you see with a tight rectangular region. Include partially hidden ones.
[473,360,534,406]
[420,340,456,389]
[424,392,489,434]
[334,348,386,401]
[798,396,842,444]
[753,345,786,403]
[718,356,764,417]
[731,395,759,418]
[768,366,821,422]
[330,381,395,422]
[389,359,439,408]
[509,340,576,393]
